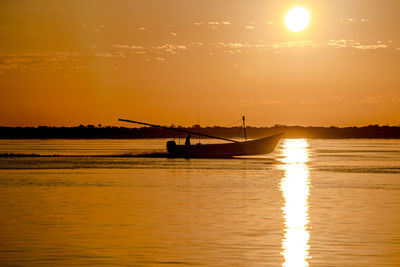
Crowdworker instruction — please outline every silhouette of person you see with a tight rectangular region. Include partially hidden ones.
[185,134,191,146]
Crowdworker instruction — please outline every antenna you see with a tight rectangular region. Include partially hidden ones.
[197,107,201,144]
[197,106,200,126]
[242,115,247,141]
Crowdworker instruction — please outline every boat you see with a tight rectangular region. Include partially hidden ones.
[165,133,283,158]
[119,118,283,158]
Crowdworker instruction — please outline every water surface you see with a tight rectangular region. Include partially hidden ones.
[0,139,399,266]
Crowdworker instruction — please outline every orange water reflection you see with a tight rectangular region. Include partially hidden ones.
[280,139,311,267]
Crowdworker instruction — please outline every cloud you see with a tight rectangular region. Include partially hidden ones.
[273,40,319,49]
[217,41,318,50]
[0,63,18,72]
[213,38,394,54]
[326,39,389,50]
[244,25,255,30]
[95,52,125,58]
[1,36,394,75]
[80,22,105,33]
[352,44,388,50]
[113,45,144,50]
[358,95,400,104]
[0,42,193,74]
[215,40,319,54]
[0,52,83,73]
[153,44,187,54]
[113,44,130,49]
[194,21,232,30]
[340,18,371,23]
[261,100,282,105]
[326,39,350,48]
[234,99,283,107]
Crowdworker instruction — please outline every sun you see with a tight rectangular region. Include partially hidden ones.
[285,7,310,33]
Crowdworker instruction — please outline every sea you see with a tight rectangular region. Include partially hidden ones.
[0,138,399,266]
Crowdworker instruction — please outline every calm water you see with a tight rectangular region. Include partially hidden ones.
[0,139,399,266]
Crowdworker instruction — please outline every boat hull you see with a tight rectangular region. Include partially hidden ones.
[166,133,283,158]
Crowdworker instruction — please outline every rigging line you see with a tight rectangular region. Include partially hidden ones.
[237,127,242,137]
[226,118,243,127]
[119,119,239,143]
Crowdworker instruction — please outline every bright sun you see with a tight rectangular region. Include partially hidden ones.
[285,7,310,32]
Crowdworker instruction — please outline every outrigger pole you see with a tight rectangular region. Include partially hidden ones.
[118,118,239,143]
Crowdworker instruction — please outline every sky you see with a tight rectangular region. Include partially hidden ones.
[0,0,399,127]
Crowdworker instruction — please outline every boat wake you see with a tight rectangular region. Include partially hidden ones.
[0,152,170,158]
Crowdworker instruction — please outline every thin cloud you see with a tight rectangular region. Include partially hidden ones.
[80,22,104,32]
[358,95,400,104]
[113,45,144,50]
[153,44,187,54]
[340,18,371,23]
[352,44,388,50]
[0,52,83,73]
[95,52,125,58]
[215,41,318,54]
[194,21,232,30]
[326,39,389,50]
[273,40,319,49]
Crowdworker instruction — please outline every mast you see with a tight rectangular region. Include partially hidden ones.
[242,115,247,141]
[119,118,239,143]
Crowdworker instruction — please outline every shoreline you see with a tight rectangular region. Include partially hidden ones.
[1,125,399,139]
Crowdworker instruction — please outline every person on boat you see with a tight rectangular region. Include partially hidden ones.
[185,134,191,146]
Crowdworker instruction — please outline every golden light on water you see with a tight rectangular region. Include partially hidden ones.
[280,139,311,267]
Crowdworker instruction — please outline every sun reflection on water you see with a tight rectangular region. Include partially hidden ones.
[280,139,311,267]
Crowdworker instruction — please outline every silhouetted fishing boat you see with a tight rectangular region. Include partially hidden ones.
[165,133,283,158]
[119,118,283,158]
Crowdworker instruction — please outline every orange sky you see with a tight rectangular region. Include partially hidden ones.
[0,0,399,127]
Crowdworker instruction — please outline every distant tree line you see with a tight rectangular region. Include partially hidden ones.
[0,124,399,139]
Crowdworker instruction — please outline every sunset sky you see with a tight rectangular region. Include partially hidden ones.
[0,0,399,127]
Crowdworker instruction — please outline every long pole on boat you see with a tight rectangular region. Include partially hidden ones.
[118,118,239,143]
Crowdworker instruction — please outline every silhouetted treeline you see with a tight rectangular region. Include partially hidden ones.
[0,124,399,139]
